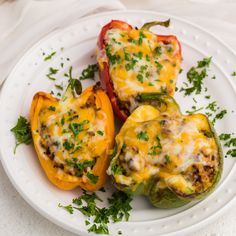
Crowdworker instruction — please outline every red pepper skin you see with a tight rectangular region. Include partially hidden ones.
[97,20,182,122]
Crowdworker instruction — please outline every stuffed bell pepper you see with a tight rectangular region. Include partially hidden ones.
[97,19,182,121]
[108,93,223,208]
[30,84,115,191]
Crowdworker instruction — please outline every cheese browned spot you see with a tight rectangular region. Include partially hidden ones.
[99,28,181,104]
[38,93,108,180]
[110,105,219,194]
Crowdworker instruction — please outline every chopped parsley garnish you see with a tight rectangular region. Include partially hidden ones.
[206,101,218,112]
[160,120,166,126]
[133,52,143,59]
[58,203,73,214]
[219,133,236,158]
[219,133,231,141]
[146,54,150,61]
[87,173,99,184]
[46,67,58,80]
[154,46,162,56]
[107,191,132,222]
[97,130,104,136]
[44,51,56,61]
[48,106,56,111]
[111,164,123,175]
[137,74,144,83]
[197,57,212,68]
[55,84,63,90]
[69,120,89,137]
[80,64,98,80]
[226,149,236,157]
[65,158,95,177]
[138,31,146,45]
[212,109,227,125]
[186,106,204,115]
[59,190,132,235]
[164,154,171,164]
[63,141,74,150]
[155,61,163,74]
[125,59,137,71]
[11,116,32,153]
[180,57,212,96]
[231,71,236,76]
[137,131,149,141]
[105,44,121,65]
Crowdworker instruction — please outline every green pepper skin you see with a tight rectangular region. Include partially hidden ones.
[109,93,224,208]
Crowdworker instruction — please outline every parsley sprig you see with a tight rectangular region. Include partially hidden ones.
[11,116,32,153]
[80,64,98,80]
[58,190,132,235]
[180,57,212,96]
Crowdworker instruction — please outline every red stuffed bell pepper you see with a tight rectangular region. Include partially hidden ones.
[97,19,182,122]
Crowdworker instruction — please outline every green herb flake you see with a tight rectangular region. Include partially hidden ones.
[133,51,143,59]
[155,61,163,74]
[219,133,231,141]
[111,164,123,175]
[146,54,150,62]
[11,116,32,153]
[63,141,74,150]
[212,109,227,124]
[58,190,132,235]
[58,203,74,214]
[65,159,95,176]
[137,131,149,141]
[80,64,98,80]
[231,71,236,76]
[97,130,104,136]
[87,172,99,184]
[44,51,56,61]
[55,84,63,90]
[85,220,90,225]
[197,57,212,68]
[164,154,171,164]
[69,120,89,137]
[227,149,236,157]
[137,74,144,83]
[180,57,212,96]
[48,106,56,111]
[154,46,162,56]
[61,117,65,125]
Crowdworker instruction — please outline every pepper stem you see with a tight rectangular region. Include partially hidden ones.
[141,19,170,31]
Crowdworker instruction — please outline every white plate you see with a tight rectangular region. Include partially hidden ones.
[0,10,236,236]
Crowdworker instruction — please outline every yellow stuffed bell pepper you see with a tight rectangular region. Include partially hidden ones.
[30,85,114,191]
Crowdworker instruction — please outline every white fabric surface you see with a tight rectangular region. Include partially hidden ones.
[0,0,236,235]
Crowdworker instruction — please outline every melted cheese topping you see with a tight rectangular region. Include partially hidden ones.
[111,105,219,194]
[99,28,181,102]
[38,94,108,178]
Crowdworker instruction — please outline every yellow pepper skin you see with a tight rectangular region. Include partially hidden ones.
[30,86,115,191]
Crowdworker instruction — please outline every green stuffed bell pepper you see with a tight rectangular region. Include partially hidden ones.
[108,93,223,208]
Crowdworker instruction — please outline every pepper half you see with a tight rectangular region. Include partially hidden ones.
[30,85,114,191]
[108,93,223,208]
[97,19,182,121]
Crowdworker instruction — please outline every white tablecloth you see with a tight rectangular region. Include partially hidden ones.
[0,0,235,235]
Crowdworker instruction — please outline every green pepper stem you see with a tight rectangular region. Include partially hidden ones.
[141,19,170,31]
